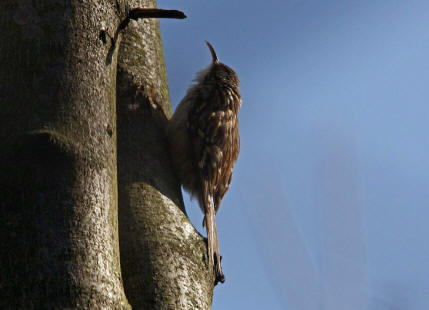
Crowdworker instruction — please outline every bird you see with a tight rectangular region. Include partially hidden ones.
[168,41,241,284]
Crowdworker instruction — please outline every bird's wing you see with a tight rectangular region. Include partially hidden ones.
[188,86,240,212]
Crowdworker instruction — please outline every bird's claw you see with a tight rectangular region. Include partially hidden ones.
[214,253,225,285]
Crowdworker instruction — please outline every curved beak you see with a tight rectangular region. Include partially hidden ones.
[205,41,219,63]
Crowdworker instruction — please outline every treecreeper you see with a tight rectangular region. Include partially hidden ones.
[168,41,241,284]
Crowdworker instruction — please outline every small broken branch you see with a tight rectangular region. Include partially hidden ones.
[119,8,186,31]
[105,8,186,65]
[129,8,186,20]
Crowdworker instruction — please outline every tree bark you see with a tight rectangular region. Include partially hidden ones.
[117,1,215,309]
[0,0,214,309]
[0,1,128,309]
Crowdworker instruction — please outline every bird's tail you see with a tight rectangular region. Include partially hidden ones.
[204,196,225,284]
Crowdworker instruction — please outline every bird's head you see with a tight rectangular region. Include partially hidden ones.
[197,41,240,89]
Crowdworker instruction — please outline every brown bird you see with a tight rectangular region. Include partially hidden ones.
[168,41,241,284]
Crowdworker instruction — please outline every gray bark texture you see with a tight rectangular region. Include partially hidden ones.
[0,0,214,309]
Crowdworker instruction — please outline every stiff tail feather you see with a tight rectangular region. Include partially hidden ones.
[204,196,225,284]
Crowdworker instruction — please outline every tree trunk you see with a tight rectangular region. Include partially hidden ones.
[0,1,129,308]
[0,0,214,309]
[116,1,215,309]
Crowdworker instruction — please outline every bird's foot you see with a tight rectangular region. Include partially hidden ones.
[214,252,225,285]
[204,237,225,285]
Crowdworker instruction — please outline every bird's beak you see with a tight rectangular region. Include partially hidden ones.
[205,41,219,64]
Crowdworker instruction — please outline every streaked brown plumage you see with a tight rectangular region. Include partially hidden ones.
[168,42,241,284]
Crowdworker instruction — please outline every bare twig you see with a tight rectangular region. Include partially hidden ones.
[119,8,186,31]
[129,8,186,20]
[105,8,186,65]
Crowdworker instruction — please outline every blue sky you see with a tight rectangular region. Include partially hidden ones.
[159,1,429,309]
